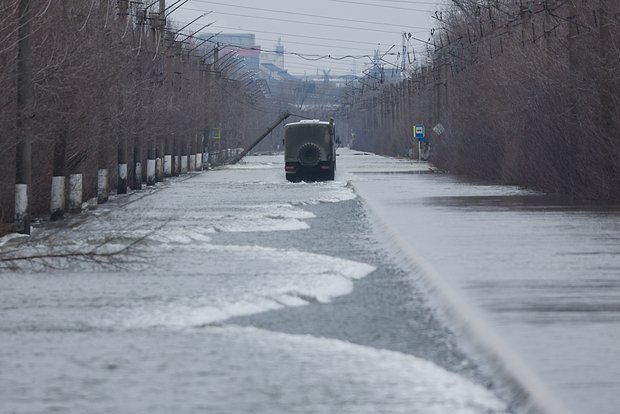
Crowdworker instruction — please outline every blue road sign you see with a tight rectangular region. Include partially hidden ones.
[414,124,428,142]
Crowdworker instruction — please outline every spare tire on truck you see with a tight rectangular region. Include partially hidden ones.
[283,119,337,182]
[298,143,322,166]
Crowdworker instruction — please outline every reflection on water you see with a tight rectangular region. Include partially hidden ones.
[347,163,620,414]
[426,193,620,213]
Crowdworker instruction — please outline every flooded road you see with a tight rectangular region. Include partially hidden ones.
[0,153,507,413]
[2,149,617,414]
[347,152,620,414]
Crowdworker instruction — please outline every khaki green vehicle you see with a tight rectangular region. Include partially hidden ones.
[284,119,338,182]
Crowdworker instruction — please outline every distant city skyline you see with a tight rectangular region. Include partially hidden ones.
[169,0,448,77]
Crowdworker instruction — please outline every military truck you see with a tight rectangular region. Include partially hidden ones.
[284,119,338,182]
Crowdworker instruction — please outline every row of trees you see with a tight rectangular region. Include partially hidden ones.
[1,0,271,234]
[347,0,620,200]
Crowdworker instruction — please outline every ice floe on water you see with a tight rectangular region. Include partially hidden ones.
[121,244,376,329]
[0,326,508,414]
[207,203,315,233]
[196,326,510,414]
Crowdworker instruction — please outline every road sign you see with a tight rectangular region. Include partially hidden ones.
[433,123,445,136]
[413,124,428,143]
[208,127,221,140]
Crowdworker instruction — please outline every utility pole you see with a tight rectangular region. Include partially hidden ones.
[228,112,291,165]
[15,0,33,234]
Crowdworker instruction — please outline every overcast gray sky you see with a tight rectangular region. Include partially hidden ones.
[170,0,449,77]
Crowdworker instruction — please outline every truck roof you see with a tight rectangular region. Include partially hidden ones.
[285,120,330,127]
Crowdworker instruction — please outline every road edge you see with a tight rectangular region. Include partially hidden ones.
[349,180,572,414]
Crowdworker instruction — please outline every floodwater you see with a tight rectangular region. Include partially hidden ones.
[2,149,617,414]
[346,151,620,414]
[0,152,508,414]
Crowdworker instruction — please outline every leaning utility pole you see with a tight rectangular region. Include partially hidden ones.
[15,0,33,234]
[228,112,291,165]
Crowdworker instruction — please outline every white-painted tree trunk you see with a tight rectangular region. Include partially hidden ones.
[97,169,108,204]
[146,159,156,185]
[50,176,65,220]
[118,163,128,192]
[135,162,142,189]
[181,155,188,174]
[15,183,28,229]
[155,157,162,181]
[69,174,82,213]
[164,155,172,177]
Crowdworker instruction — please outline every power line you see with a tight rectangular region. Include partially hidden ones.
[205,23,427,48]
[179,7,419,35]
[169,0,440,76]
[188,0,432,30]
[327,0,439,12]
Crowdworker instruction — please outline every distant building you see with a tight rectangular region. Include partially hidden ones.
[201,33,261,72]
[262,37,285,68]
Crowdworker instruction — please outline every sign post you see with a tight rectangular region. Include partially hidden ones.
[413,124,427,162]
